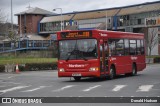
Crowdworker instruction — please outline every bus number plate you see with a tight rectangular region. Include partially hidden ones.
[72,73,81,76]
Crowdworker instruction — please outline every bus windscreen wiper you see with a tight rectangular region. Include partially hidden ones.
[66,49,76,61]
[66,41,77,61]
[79,52,87,61]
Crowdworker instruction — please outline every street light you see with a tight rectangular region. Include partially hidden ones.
[53,8,63,31]
[19,13,22,38]
[11,0,13,31]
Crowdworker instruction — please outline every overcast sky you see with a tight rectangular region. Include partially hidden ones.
[0,0,159,24]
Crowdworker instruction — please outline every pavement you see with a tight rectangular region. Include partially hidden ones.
[0,64,160,106]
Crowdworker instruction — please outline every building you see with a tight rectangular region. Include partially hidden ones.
[15,7,54,40]
[0,7,55,54]
[16,1,160,55]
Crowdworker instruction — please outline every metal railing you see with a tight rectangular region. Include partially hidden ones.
[0,40,55,53]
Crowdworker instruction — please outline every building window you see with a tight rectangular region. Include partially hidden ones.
[138,19,141,25]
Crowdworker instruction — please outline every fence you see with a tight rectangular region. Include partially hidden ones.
[0,40,55,53]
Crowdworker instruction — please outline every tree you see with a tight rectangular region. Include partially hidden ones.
[0,9,7,38]
[147,27,158,56]
[0,9,7,22]
[6,29,19,43]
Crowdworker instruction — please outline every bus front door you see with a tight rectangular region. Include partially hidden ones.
[100,41,108,77]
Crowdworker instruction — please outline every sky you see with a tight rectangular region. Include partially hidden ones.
[0,0,159,24]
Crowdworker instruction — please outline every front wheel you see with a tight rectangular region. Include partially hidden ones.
[73,77,81,81]
[132,64,137,76]
[108,66,115,80]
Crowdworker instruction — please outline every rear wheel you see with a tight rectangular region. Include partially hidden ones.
[73,77,81,81]
[108,66,115,80]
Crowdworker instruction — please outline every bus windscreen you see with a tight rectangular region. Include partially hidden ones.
[59,39,97,60]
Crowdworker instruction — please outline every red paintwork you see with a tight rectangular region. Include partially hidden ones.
[57,29,146,78]
[58,59,100,77]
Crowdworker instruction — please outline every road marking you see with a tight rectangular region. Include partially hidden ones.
[0,85,6,87]
[8,76,14,79]
[53,85,75,92]
[1,82,21,84]
[0,86,29,93]
[83,85,101,92]
[112,85,127,92]
[136,85,154,92]
[21,86,48,92]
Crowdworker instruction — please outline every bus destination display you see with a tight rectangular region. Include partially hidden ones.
[60,31,92,38]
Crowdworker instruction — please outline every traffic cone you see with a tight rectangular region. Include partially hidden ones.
[15,64,20,74]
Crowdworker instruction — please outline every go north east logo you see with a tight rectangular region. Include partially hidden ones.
[1,98,42,103]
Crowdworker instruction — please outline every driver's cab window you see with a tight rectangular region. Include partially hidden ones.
[100,44,103,57]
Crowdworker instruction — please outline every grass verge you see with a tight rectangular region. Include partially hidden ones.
[0,57,57,65]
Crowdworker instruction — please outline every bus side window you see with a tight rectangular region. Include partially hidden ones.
[129,40,136,55]
[108,39,116,56]
[124,39,129,55]
[104,42,108,57]
[115,39,124,56]
[141,40,144,54]
[100,45,103,57]
[137,40,141,55]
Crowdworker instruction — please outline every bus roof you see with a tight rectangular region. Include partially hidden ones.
[58,29,144,35]
[57,29,144,40]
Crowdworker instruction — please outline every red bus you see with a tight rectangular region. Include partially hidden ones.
[57,30,146,81]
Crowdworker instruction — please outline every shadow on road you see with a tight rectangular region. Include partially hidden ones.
[62,74,142,83]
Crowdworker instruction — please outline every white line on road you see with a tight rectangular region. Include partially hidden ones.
[0,86,29,93]
[136,85,154,92]
[21,86,48,92]
[1,82,21,84]
[112,85,127,92]
[53,85,75,92]
[0,85,6,87]
[83,85,101,92]
[8,76,14,79]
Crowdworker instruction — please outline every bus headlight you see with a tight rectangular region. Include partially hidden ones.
[89,67,99,71]
[59,68,65,72]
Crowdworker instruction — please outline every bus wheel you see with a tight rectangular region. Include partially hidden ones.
[74,77,81,81]
[132,64,137,76]
[108,66,115,80]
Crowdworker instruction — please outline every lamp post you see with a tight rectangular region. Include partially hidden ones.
[53,8,63,31]
[19,13,22,38]
[11,0,13,31]
[106,11,108,30]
